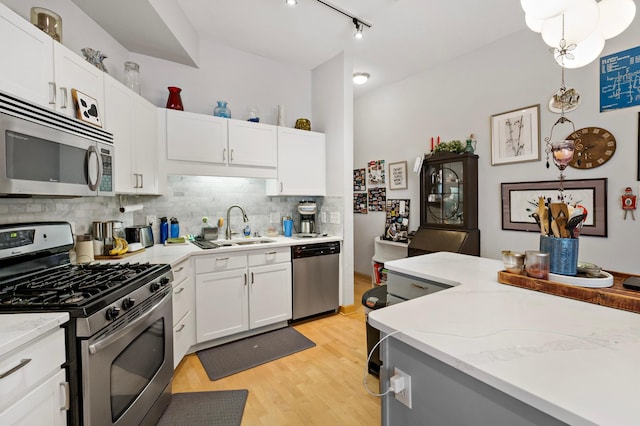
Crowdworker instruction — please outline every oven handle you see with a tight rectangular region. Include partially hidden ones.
[88,292,170,355]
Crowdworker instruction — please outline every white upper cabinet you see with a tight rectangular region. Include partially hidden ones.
[0,4,104,120]
[0,3,54,106]
[164,110,277,178]
[266,127,326,196]
[104,74,158,194]
[227,120,277,168]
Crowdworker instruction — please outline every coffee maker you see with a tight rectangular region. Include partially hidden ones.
[298,201,317,235]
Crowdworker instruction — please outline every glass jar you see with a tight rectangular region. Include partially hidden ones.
[214,100,231,118]
[124,61,141,94]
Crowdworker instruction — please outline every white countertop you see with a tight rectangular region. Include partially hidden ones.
[96,235,342,267]
[369,252,640,426]
[0,312,69,355]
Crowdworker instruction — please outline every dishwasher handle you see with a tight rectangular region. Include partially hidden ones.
[292,241,340,259]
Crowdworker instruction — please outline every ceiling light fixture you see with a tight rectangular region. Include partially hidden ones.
[312,0,371,39]
[521,0,636,69]
[353,72,370,85]
[285,0,298,6]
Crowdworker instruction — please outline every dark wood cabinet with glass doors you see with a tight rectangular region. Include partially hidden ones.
[409,152,480,257]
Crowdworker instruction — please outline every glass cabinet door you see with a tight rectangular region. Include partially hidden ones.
[424,160,464,225]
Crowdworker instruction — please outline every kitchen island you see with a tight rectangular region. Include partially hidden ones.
[368,252,640,426]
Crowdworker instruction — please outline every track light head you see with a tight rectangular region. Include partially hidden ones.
[353,18,364,39]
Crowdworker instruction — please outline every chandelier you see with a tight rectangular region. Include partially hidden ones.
[521,0,637,68]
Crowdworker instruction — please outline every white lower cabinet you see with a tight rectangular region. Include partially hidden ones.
[0,327,68,425]
[195,247,292,343]
[171,258,195,368]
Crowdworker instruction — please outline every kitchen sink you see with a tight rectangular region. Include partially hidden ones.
[215,238,276,246]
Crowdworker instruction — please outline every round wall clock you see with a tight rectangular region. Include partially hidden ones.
[566,127,616,169]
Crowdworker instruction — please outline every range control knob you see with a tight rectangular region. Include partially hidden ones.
[150,282,160,292]
[106,307,120,321]
[160,277,170,286]
[122,297,135,310]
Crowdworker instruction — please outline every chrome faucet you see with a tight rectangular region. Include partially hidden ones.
[225,204,249,239]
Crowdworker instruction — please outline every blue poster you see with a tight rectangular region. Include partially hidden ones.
[599,45,640,112]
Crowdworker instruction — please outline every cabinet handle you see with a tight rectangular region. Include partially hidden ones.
[139,173,144,188]
[251,272,254,284]
[0,358,32,379]
[174,266,184,272]
[265,251,277,255]
[174,287,185,294]
[60,381,70,411]
[230,149,234,162]
[60,87,68,109]
[176,324,186,332]
[280,182,283,193]
[244,273,247,286]
[48,82,56,105]
[223,148,227,161]
[215,257,229,261]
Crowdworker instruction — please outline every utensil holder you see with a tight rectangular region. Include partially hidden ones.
[540,235,579,276]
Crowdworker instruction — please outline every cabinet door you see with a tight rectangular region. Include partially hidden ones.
[133,96,159,194]
[0,369,67,426]
[228,120,277,168]
[52,43,104,120]
[166,110,227,164]
[249,262,292,329]
[0,3,54,108]
[195,269,248,342]
[173,310,195,368]
[104,75,136,193]
[267,127,326,196]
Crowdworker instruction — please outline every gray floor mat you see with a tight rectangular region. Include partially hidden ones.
[156,390,248,426]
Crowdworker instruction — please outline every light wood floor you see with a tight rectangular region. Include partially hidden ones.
[171,274,381,425]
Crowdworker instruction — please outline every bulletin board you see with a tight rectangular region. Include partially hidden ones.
[384,199,410,241]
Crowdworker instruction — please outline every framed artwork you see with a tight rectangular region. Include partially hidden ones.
[353,193,367,214]
[490,104,540,165]
[501,178,607,237]
[368,187,386,212]
[353,168,366,191]
[388,161,408,190]
[367,160,385,186]
[384,199,410,241]
[637,112,640,181]
[71,89,102,127]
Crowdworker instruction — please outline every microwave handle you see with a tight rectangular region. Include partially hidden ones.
[87,146,103,191]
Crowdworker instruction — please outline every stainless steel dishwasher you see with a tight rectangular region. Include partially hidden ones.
[291,241,341,320]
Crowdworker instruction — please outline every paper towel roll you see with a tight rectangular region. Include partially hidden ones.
[119,204,143,213]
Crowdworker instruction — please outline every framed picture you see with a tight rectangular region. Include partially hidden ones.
[637,112,640,181]
[388,161,408,190]
[353,168,366,191]
[368,187,386,212]
[501,178,607,237]
[71,89,102,127]
[353,193,367,214]
[490,104,540,165]
[384,199,410,241]
[367,160,385,186]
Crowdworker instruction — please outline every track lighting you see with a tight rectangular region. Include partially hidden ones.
[353,18,364,39]
[312,0,371,39]
[353,72,370,85]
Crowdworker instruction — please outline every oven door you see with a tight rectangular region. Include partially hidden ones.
[81,291,173,426]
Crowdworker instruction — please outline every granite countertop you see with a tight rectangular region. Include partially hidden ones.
[369,252,640,426]
[0,312,69,355]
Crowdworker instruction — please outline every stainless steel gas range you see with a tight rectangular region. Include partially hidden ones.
[0,222,174,426]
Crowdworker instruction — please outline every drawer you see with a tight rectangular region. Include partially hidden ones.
[248,247,290,266]
[0,328,65,412]
[172,276,194,325]
[386,271,452,301]
[171,258,191,285]
[195,252,247,274]
[173,310,195,368]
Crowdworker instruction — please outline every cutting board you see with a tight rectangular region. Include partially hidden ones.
[94,249,145,260]
[497,270,640,314]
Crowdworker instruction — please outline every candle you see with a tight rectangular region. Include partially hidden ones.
[430,137,434,151]
[437,136,440,145]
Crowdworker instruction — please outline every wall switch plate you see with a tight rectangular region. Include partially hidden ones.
[393,367,412,409]
[320,211,327,223]
[146,215,157,226]
[330,212,340,224]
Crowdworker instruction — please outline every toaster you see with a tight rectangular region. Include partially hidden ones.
[124,225,154,248]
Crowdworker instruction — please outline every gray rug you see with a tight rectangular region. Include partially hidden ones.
[156,390,248,426]
[197,327,316,380]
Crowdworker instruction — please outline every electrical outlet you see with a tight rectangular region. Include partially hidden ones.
[330,212,340,224]
[393,367,412,409]
[320,211,327,223]
[146,215,157,226]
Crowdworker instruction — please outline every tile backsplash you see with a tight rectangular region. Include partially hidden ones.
[0,175,343,241]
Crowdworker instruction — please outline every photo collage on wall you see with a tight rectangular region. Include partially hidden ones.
[368,187,386,212]
[353,168,367,213]
[384,199,410,241]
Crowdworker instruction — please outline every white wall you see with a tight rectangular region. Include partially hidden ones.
[355,23,640,275]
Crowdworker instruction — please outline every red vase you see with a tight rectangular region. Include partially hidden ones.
[166,86,184,110]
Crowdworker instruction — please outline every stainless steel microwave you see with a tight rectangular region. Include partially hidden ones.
[0,91,114,197]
